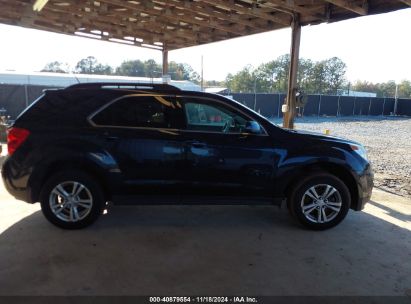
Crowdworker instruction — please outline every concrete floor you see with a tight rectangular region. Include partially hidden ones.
[0,181,410,296]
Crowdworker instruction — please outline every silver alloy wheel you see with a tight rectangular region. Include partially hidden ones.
[300,184,342,224]
[49,181,93,222]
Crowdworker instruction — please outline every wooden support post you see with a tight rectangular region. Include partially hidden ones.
[283,15,301,129]
[162,49,169,83]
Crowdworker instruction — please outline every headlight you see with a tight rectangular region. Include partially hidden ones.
[350,144,368,160]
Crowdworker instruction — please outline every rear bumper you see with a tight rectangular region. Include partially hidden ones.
[353,163,374,211]
[1,158,31,203]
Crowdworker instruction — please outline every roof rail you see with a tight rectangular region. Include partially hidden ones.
[65,82,180,91]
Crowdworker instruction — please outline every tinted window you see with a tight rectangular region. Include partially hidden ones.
[182,98,248,133]
[92,95,175,128]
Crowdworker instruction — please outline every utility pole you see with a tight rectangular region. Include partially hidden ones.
[201,55,204,91]
[283,14,301,129]
[254,77,257,111]
[393,84,399,115]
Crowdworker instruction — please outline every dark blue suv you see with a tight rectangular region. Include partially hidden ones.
[2,83,373,230]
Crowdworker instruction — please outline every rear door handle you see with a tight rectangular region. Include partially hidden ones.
[103,132,118,141]
[105,136,118,141]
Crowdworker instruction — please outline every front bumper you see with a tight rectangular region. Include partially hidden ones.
[353,163,374,211]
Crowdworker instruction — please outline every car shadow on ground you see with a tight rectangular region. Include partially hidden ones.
[368,200,411,223]
[0,204,410,296]
[302,116,410,123]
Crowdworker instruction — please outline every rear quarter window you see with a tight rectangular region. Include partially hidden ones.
[15,90,120,127]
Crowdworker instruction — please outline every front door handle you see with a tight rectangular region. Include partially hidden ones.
[185,140,206,148]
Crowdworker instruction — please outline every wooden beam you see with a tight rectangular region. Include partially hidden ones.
[1,0,408,52]
[156,1,255,35]
[263,0,326,20]
[324,0,368,15]
[400,0,411,6]
[97,0,250,36]
[283,15,301,129]
[43,1,218,48]
[2,1,180,49]
[176,0,269,30]
[33,0,49,12]
[201,0,291,25]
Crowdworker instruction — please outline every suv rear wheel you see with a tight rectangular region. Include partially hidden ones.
[288,172,351,230]
[40,170,105,229]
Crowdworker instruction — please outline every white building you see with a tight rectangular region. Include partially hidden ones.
[339,90,377,98]
[0,70,201,91]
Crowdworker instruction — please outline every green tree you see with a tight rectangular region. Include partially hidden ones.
[352,80,378,94]
[205,80,224,87]
[115,59,200,83]
[226,55,291,93]
[75,56,113,75]
[115,60,146,76]
[270,54,290,93]
[310,61,327,94]
[323,57,347,94]
[398,80,411,98]
[378,80,397,98]
[144,59,161,78]
[352,80,410,98]
[297,58,314,93]
[225,65,255,93]
[41,61,70,73]
[224,54,349,94]
[168,62,200,83]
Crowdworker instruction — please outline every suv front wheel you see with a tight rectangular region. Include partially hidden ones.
[288,172,351,230]
[40,170,105,229]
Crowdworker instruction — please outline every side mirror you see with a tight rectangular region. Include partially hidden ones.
[245,121,262,134]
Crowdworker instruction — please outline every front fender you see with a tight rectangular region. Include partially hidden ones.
[273,145,360,197]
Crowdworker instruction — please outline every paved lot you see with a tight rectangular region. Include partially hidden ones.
[0,181,410,296]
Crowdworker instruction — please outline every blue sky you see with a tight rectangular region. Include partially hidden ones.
[0,8,410,83]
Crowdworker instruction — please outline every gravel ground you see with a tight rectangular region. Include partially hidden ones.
[271,116,411,198]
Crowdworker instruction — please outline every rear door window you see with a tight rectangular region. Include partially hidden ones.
[91,95,176,128]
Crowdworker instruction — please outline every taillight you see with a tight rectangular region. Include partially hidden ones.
[7,127,30,155]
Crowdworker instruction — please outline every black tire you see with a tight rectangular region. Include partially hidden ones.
[288,172,351,230]
[40,170,105,229]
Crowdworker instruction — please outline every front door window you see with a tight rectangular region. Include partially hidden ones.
[183,100,248,133]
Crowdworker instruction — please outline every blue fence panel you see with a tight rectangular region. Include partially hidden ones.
[0,85,26,119]
[383,98,395,115]
[231,93,411,118]
[339,96,355,116]
[354,97,368,115]
[397,99,411,116]
[370,98,384,115]
[320,95,339,116]
[232,93,254,109]
[255,94,277,118]
[303,95,320,116]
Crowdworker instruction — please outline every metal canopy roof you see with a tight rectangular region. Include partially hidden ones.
[0,0,409,51]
